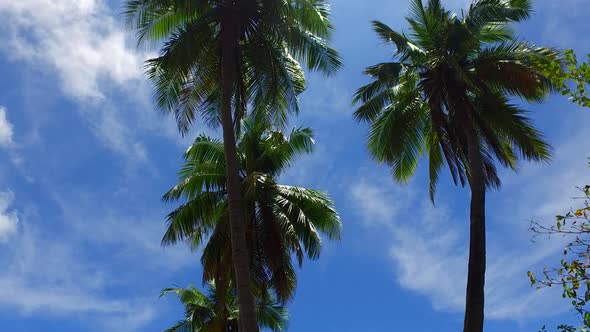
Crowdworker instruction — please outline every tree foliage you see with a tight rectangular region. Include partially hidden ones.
[537,49,590,109]
[353,2,557,331]
[352,0,557,201]
[123,0,342,134]
[162,115,342,303]
[124,1,341,328]
[161,281,288,332]
[529,166,590,332]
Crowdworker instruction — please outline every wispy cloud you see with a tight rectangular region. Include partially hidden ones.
[350,178,402,226]
[0,0,183,162]
[0,107,14,148]
[0,223,157,330]
[0,3,198,329]
[348,150,580,321]
[0,190,18,242]
[49,187,194,270]
[0,0,143,100]
[0,185,193,331]
[534,0,590,51]
[389,201,468,313]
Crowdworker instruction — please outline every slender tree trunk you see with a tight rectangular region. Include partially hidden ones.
[220,8,260,332]
[213,272,228,331]
[463,124,486,332]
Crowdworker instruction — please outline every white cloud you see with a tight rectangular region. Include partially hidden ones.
[389,202,468,312]
[0,278,132,315]
[1,191,149,323]
[0,190,18,242]
[0,186,192,331]
[0,223,156,331]
[48,188,194,270]
[350,179,400,226]
[0,0,143,100]
[349,168,573,321]
[0,0,173,162]
[536,0,590,50]
[346,105,590,322]
[0,107,14,148]
[82,102,151,162]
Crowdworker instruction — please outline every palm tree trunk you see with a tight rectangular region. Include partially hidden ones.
[214,272,228,330]
[220,9,260,332]
[463,125,486,332]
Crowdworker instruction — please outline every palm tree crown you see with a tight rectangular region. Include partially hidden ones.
[162,115,342,303]
[161,281,288,332]
[353,0,557,200]
[124,0,342,134]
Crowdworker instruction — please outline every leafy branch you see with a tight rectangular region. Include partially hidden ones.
[529,179,590,331]
[537,49,590,108]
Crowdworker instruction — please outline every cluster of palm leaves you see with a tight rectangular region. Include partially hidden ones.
[161,282,288,332]
[125,0,561,331]
[162,114,341,304]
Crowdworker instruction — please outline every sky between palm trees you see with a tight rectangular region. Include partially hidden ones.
[0,0,589,331]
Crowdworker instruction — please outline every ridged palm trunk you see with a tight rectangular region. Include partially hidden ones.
[463,124,486,332]
[220,9,260,332]
[213,272,229,330]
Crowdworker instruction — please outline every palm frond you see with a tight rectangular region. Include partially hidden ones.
[258,127,315,176]
[242,35,306,124]
[466,0,532,31]
[371,20,419,54]
[162,320,193,332]
[282,23,342,75]
[368,96,430,183]
[123,0,210,47]
[144,19,219,134]
[425,127,444,202]
[276,186,341,253]
[473,42,558,101]
[161,192,226,246]
[477,93,551,162]
[256,293,289,331]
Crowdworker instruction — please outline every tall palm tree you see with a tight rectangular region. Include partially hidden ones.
[353,1,558,331]
[161,281,288,332]
[162,115,341,306]
[124,1,340,330]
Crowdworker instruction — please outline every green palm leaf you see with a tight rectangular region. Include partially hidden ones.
[161,281,288,332]
[162,115,341,304]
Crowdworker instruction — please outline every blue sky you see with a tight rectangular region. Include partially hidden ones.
[1,0,590,331]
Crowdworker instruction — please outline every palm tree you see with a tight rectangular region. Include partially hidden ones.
[161,281,288,332]
[162,115,341,306]
[124,1,340,330]
[353,1,558,331]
